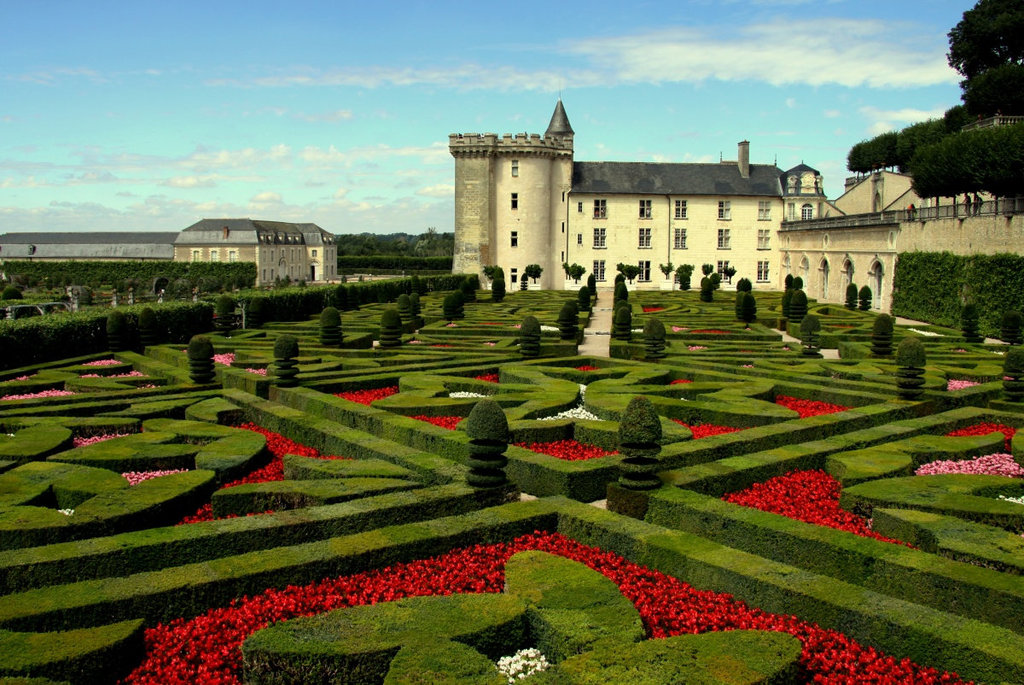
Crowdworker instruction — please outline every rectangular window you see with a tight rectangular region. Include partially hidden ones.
[801,204,814,220]
[758,201,772,220]
[262,269,266,281]
[593,260,606,281]
[578,202,583,213]
[639,199,652,219]
[593,227,606,248]
[757,229,771,250]
[191,249,200,262]
[674,199,687,219]
[638,260,651,282]
[638,227,651,249]
[593,199,607,219]
[577,233,583,246]
[717,261,730,280]
[787,202,796,221]
[312,249,318,258]
[757,260,770,282]
[210,249,218,262]
[511,231,518,248]
[718,201,731,220]
[673,228,687,249]
[229,250,238,262]
[511,193,518,210]
[717,228,731,249]
[511,160,519,177]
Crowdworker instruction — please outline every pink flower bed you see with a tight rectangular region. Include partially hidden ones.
[688,345,708,351]
[946,379,981,391]
[916,453,1024,477]
[690,329,728,334]
[671,326,689,332]
[1,389,76,401]
[213,353,236,366]
[12,374,34,381]
[82,359,121,367]
[246,368,268,376]
[73,433,131,448]
[123,469,190,486]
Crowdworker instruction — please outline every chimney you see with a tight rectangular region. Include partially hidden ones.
[737,141,750,178]
[222,226,230,239]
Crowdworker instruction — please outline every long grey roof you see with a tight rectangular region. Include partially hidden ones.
[0,232,177,260]
[0,232,179,244]
[571,162,783,197]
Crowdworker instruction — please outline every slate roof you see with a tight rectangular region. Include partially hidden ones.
[571,162,783,197]
[545,100,574,137]
[0,233,178,260]
[177,219,333,245]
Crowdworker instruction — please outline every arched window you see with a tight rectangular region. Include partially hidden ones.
[842,259,854,288]
[820,258,830,299]
[868,260,884,310]
[801,204,813,220]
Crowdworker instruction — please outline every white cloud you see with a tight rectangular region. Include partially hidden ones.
[250,191,283,204]
[416,183,454,198]
[300,143,449,168]
[162,176,217,189]
[786,98,797,109]
[859,105,946,136]
[824,109,841,118]
[295,109,354,122]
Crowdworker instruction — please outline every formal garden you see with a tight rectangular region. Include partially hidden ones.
[1,272,1023,684]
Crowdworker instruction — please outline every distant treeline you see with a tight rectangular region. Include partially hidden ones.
[335,230,453,258]
[337,255,453,272]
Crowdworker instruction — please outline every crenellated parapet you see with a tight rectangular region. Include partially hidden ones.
[448,132,573,158]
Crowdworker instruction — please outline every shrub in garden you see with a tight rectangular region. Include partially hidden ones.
[740,292,757,327]
[138,307,159,347]
[557,302,579,341]
[319,307,342,347]
[784,274,794,291]
[845,283,859,310]
[214,295,237,335]
[734,291,745,320]
[187,335,216,384]
[699,277,713,303]
[617,396,662,491]
[273,335,300,387]
[1,285,22,300]
[709,272,722,290]
[789,290,808,323]
[409,292,421,317]
[871,314,894,356]
[1001,310,1023,345]
[378,308,403,349]
[615,273,626,286]
[396,294,413,322]
[614,281,628,305]
[519,316,540,358]
[613,306,633,341]
[460,279,476,303]
[793,276,804,290]
[799,314,821,357]
[491,277,505,303]
[519,273,529,291]
[1004,347,1024,401]
[105,310,128,352]
[643,317,666,360]
[701,264,714,277]
[781,289,793,318]
[524,264,543,284]
[411,274,427,295]
[442,293,464,321]
[896,337,927,400]
[246,296,266,329]
[858,285,872,311]
[736,278,752,293]
[587,274,597,299]
[463,399,510,488]
[961,303,983,343]
[347,285,361,310]
[577,285,591,312]
[675,264,693,291]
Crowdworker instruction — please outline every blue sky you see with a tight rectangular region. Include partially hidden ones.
[1,0,967,235]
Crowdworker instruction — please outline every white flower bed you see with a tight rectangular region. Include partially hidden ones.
[448,391,487,398]
[496,648,549,683]
[540,406,602,421]
[540,325,558,332]
[907,328,942,337]
[999,494,1024,506]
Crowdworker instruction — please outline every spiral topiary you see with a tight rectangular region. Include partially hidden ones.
[617,396,662,491]
[378,308,403,348]
[187,335,216,384]
[858,285,872,311]
[845,283,858,310]
[699,276,713,303]
[491,277,505,303]
[319,307,342,347]
[799,314,821,357]
[463,399,510,489]
[214,295,237,335]
[613,305,633,341]
[106,310,128,352]
[789,290,808,324]
[442,293,459,322]
[784,274,794,291]
[895,337,927,400]
[587,274,597,300]
[247,296,266,329]
[735,277,752,293]
[871,314,894,357]
[740,292,757,327]
[409,292,421,317]
[643,317,666,360]
[557,302,579,342]
[1001,310,1023,345]
[138,307,160,347]
[961,303,982,343]
[519,273,529,291]
[577,285,591,312]
[272,335,300,387]
[519,315,541,358]
[396,294,412,322]
[460,279,477,303]
[613,281,628,305]
[734,291,745,321]
[780,289,793,319]
[793,276,804,290]
[1004,347,1024,402]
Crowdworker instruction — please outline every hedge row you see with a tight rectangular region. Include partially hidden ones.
[337,255,453,272]
[1,261,256,290]
[892,252,1024,337]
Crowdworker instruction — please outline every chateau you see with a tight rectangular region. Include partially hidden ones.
[450,100,835,291]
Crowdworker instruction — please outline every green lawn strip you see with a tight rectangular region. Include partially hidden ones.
[211,477,420,517]
[0,426,73,465]
[0,484,513,594]
[872,507,1024,575]
[552,497,1024,683]
[183,396,245,425]
[644,486,1024,634]
[0,619,143,684]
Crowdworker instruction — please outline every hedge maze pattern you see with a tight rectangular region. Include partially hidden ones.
[1,281,1023,683]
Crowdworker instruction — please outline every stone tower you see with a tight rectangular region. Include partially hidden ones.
[449,100,574,289]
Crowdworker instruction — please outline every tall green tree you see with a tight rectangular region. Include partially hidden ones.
[948,0,1024,116]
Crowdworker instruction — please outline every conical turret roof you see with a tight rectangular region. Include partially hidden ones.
[545,99,574,137]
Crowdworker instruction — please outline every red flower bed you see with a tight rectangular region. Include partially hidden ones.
[431,344,453,348]
[723,470,910,546]
[177,424,348,524]
[946,423,1017,451]
[474,373,499,383]
[575,365,599,372]
[122,532,966,684]
[411,415,462,430]
[669,379,693,385]
[514,439,618,461]
[642,306,665,313]
[690,329,728,334]
[335,386,399,405]
[775,395,850,419]
[672,420,744,439]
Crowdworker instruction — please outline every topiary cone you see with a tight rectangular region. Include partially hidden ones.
[789,290,808,324]
[557,302,579,341]
[896,337,927,400]
[871,314,894,356]
[272,335,300,387]
[799,314,821,357]
[1004,347,1024,402]
[617,396,662,491]
[138,307,160,347]
[463,399,510,488]
[396,294,413,322]
[961,303,982,343]
[1001,310,1023,345]
[106,310,128,352]
[319,306,342,347]
[845,283,858,310]
[613,306,633,341]
[378,308,403,348]
[519,316,541,358]
[187,335,216,384]
[643,317,666,360]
